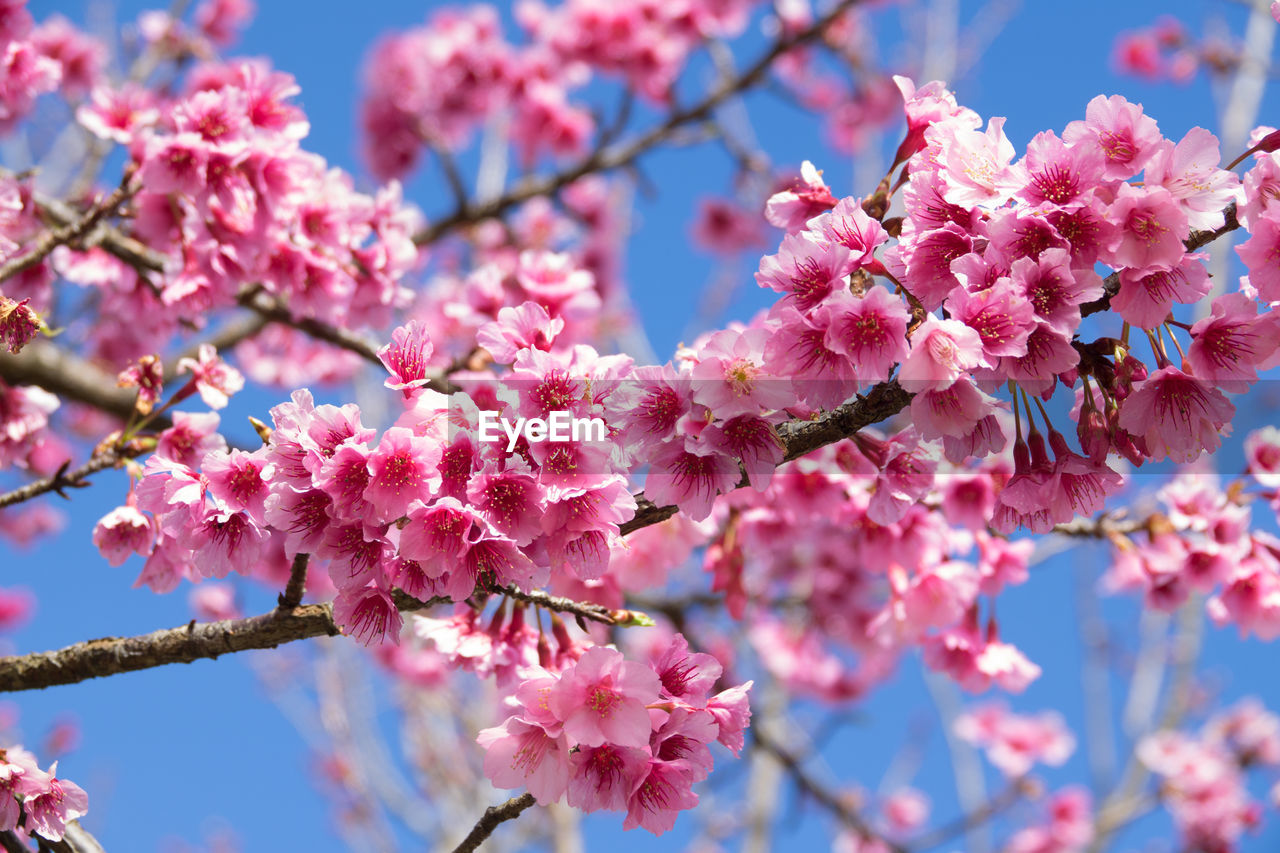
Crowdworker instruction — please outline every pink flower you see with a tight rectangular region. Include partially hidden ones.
[944,276,1036,360]
[898,223,975,310]
[1246,427,1280,488]
[75,83,157,144]
[811,197,888,266]
[567,744,650,812]
[910,377,994,442]
[397,498,483,576]
[1012,248,1102,335]
[691,197,766,253]
[189,583,240,621]
[477,301,564,364]
[176,344,245,410]
[1237,212,1280,303]
[1063,94,1163,181]
[93,504,156,566]
[377,321,435,395]
[0,296,38,354]
[764,160,837,231]
[332,583,401,647]
[203,448,274,524]
[466,462,544,546]
[623,759,699,835]
[998,322,1079,397]
[651,633,722,706]
[932,116,1021,209]
[17,762,89,841]
[1145,127,1240,231]
[0,587,33,632]
[819,286,910,385]
[763,307,858,409]
[116,354,163,415]
[156,411,226,468]
[955,703,1075,777]
[1187,292,1280,391]
[1111,255,1211,329]
[644,440,739,522]
[1118,365,1235,463]
[898,317,986,391]
[140,132,209,196]
[1016,130,1104,208]
[690,327,792,417]
[891,76,980,164]
[551,646,660,748]
[477,717,570,806]
[882,788,930,835]
[363,427,443,522]
[755,230,853,311]
[705,682,753,756]
[1103,183,1189,272]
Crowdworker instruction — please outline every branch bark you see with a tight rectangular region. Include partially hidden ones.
[0,603,342,692]
[449,793,537,853]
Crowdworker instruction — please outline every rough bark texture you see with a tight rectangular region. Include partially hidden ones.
[0,604,340,692]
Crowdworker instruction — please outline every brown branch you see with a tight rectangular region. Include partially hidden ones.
[1,172,139,285]
[448,793,537,853]
[0,340,142,424]
[237,291,384,366]
[0,603,342,692]
[412,0,863,246]
[277,553,310,611]
[752,728,902,852]
[0,444,149,510]
[0,576,639,692]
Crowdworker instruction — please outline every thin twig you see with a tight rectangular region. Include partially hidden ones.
[0,446,145,510]
[449,792,538,853]
[752,728,902,852]
[412,0,864,246]
[0,170,139,285]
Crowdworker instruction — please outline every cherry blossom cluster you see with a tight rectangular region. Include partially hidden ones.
[0,744,88,843]
[709,436,1042,700]
[475,638,751,835]
[954,702,1075,778]
[414,185,625,361]
[0,2,92,135]
[360,1,762,178]
[1137,699,1280,851]
[1082,425,1280,642]
[62,60,421,367]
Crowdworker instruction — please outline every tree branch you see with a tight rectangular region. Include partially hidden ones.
[0,603,342,692]
[620,380,914,536]
[752,728,901,852]
[448,793,537,853]
[0,172,139,285]
[412,0,863,246]
[0,444,150,510]
[0,341,143,424]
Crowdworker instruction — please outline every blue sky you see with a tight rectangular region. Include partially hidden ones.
[14,1,1280,851]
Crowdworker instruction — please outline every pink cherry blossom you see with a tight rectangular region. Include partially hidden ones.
[550,645,660,748]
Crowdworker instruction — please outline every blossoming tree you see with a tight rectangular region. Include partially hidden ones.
[1,0,1280,850]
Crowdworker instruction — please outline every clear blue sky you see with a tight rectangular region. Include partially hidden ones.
[15,1,1280,851]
